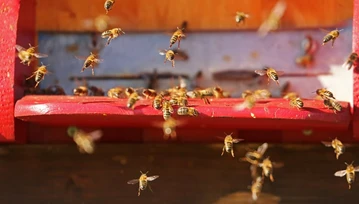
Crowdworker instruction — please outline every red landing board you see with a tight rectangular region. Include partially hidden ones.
[15,96,351,132]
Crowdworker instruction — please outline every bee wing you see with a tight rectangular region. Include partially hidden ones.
[354,166,359,172]
[254,70,267,76]
[186,91,196,98]
[88,130,103,141]
[272,162,284,168]
[33,53,48,58]
[147,175,159,181]
[15,44,26,52]
[75,56,88,60]
[127,179,139,184]
[94,59,104,63]
[321,141,332,147]
[257,143,268,155]
[334,170,347,177]
[233,101,251,111]
[233,139,244,143]
[342,61,353,70]
[159,49,167,55]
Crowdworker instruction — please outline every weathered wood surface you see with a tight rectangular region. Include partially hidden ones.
[36,0,353,32]
[0,144,359,203]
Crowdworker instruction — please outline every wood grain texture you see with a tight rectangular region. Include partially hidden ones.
[36,0,353,32]
[14,96,351,131]
[0,144,359,203]
[0,0,20,141]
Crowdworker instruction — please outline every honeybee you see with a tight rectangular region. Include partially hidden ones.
[15,44,48,66]
[76,52,103,76]
[324,98,342,113]
[162,100,174,120]
[142,89,157,99]
[26,64,50,88]
[283,92,298,100]
[251,176,264,201]
[101,28,125,45]
[289,97,304,110]
[296,54,314,68]
[254,67,284,85]
[153,94,163,110]
[219,133,244,157]
[342,52,358,70]
[322,138,345,160]
[334,162,359,189]
[259,157,274,182]
[127,171,159,196]
[253,89,271,99]
[187,89,211,104]
[107,87,124,98]
[322,29,343,47]
[257,0,287,37]
[213,86,227,98]
[169,27,186,49]
[67,126,103,154]
[88,86,104,96]
[240,143,268,166]
[125,87,136,97]
[177,106,199,117]
[315,88,335,100]
[159,49,176,67]
[235,12,250,25]
[104,0,115,14]
[234,93,257,111]
[73,86,89,96]
[127,92,140,109]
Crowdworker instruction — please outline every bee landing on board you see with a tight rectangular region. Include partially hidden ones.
[107,87,124,98]
[159,49,176,67]
[289,97,304,110]
[322,138,345,160]
[315,88,335,100]
[254,67,284,86]
[240,143,268,166]
[177,106,199,117]
[67,126,103,154]
[251,176,264,201]
[334,162,359,189]
[161,100,174,120]
[26,64,50,88]
[186,89,212,105]
[342,52,358,70]
[76,52,103,76]
[127,171,159,196]
[101,28,125,45]
[104,0,115,14]
[235,12,250,25]
[15,44,48,66]
[322,28,343,47]
[127,92,140,109]
[218,133,244,158]
[169,27,186,49]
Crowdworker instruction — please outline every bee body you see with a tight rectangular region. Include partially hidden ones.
[107,87,123,98]
[289,97,304,109]
[104,0,115,14]
[142,89,157,99]
[177,106,199,117]
[343,52,358,70]
[127,172,159,196]
[260,157,274,182]
[74,86,89,96]
[324,98,342,113]
[322,29,341,47]
[153,95,163,110]
[235,12,249,25]
[127,93,139,109]
[334,162,359,189]
[15,44,48,66]
[81,53,102,75]
[26,65,49,88]
[170,27,185,49]
[101,28,125,45]
[162,100,174,120]
[251,177,263,201]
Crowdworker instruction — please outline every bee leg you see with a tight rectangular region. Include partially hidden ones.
[138,187,141,196]
[81,67,85,72]
[27,61,31,66]
[164,59,167,64]
[26,73,36,80]
[172,60,175,68]
[275,80,280,86]
[148,184,154,193]
[270,174,274,182]
[349,184,351,190]
[231,149,235,157]
[106,37,112,46]
[178,39,181,50]
[331,39,335,48]
[336,153,339,160]
[221,146,225,156]
[34,81,40,88]
[91,68,95,76]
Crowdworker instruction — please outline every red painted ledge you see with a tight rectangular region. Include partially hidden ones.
[15,96,351,131]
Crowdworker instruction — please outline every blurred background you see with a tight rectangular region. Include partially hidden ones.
[4,0,359,203]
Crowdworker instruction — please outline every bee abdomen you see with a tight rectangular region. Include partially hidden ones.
[127,98,137,108]
[35,72,44,82]
[163,111,171,120]
[177,107,188,115]
[101,31,112,38]
[323,35,333,43]
[84,60,92,68]
[104,1,114,10]
[269,73,278,80]
[170,35,178,46]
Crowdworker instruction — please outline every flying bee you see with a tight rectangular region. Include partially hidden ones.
[218,133,244,157]
[259,157,274,182]
[324,98,342,113]
[127,171,159,196]
[127,92,140,109]
[153,94,163,110]
[104,0,115,14]
[159,49,176,67]
[255,67,284,85]
[67,126,103,154]
[162,100,174,120]
[240,143,268,166]
[101,27,125,45]
[322,137,345,160]
[235,12,250,25]
[342,52,358,70]
[315,88,335,100]
[251,176,264,201]
[289,97,304,110]
[334,162,359,189]
[142,89,157,99]
[177,106,199,117]
[76,52,103,76]
[169,27,186,49]
[107,87,124,98]
[322,28,343,47]
[73,86,89,96]
[26,64,50,88]
[15,44,48,66]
